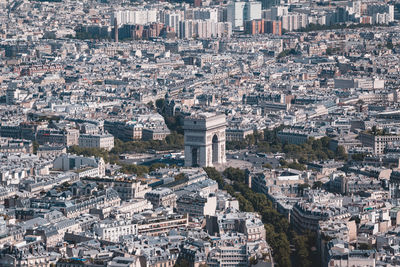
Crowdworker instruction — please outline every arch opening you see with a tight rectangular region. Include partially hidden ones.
[192,147,198,167]
[212,134,218,164]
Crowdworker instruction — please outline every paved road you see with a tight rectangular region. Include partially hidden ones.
[120,154,184,167]
[226,151,280,168]
[120,150,280,169]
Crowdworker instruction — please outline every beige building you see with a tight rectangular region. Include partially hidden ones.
[225,127,254,142]
[145,188,177,208]
[359,132,400,154]
[94,220,138,242]
[113,178,152,200]
[78,133,114,151]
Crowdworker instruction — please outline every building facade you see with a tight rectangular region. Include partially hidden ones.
[184,113,226,167]
[78,133,114,151]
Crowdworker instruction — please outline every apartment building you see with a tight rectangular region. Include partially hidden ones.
[37,129,79,146]
[78,133,114,151]
[113,178,151,200]
[94,220,138,242]
[359,132,400,154]
[135,214,189,236]
[177,193,216,217]
[145,188,177,208]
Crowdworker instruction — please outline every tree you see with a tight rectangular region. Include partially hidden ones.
[298,183,310,196]
[257,141,270,153]
[174,258,190,267]
[147,101,155,110]
[120,164,149,176]
[156,98,165,110]
[351,153,366,161]
[371,125,378,135]
[335,146,347,161]
[245,134,256,148]
[249,256,258,265]
[287,162,306,171]
[165,132,184,147]
[326,47,337,55]
[32,141,39,154]
[277,49,297,59]
[312,181,323,189]
[262,163,273,169]
[204,167,224,188]
[206,165,321,267]
[174,173,185,182]
[223,167,246,183]
[386,40,394,50]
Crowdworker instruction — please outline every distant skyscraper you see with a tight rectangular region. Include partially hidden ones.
[114,18,118,42]
[244,19,265,35]
[244,1,262,21]
[227,0,261,30]
[163,11,182,37]
[270,6,289,20]
[265,20,282,35]
[261,0,280,9]
[111,10,158,25]
[227,1,246,29]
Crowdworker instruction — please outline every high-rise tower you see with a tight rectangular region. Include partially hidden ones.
[114,18,118,42]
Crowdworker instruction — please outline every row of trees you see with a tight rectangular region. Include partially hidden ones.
[119,162,168,176]
[68,146,120,164]
[227,129,347,162]
[69,132,183,159]
[111,132,184,154]
[154,98,346,165]
[204,167,319,267]
[68,132,184,176]
[68,145,171,176]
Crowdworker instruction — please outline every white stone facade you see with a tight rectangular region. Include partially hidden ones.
[184,113,226,167]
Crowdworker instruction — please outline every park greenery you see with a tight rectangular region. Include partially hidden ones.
[69,124,347,177]
[112,132,184,154]
[69,132,183,159]
[277,49,298,59]
[279,159,307,171]
[68,146,119,164]
[204,167,319,267]
[226,128,347,162]
[66,101,340,266]
[68,132,183,176]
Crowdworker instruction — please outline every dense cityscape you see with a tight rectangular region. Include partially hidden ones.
[1,0,400,266]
